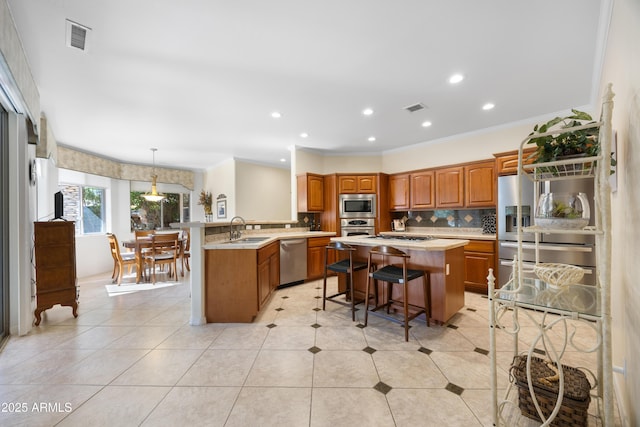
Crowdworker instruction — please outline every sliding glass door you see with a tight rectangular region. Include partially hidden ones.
[0,104,8,341]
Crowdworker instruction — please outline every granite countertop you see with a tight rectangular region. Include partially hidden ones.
[204,231,336,249]
[381,227,496,241]
[331,235,469,251]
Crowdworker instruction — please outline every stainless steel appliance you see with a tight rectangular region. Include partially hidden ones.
[341,218,375,236]
[279,238,307,287]
[339,194,376,218]
[497,175,596,287]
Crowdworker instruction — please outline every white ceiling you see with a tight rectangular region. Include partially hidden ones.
[7,0,606,171]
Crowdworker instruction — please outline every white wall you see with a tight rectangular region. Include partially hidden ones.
[235,161,290,220]
[598,0,640,422]
[203,159,235,220]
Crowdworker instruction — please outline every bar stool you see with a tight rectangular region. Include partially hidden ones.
[364,245,430,341]
[322,241,369,321]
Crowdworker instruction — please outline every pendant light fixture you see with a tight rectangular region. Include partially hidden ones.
[142,148,165,202]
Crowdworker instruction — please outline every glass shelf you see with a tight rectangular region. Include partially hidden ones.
[495,278,600,319]
[522,225,603,235]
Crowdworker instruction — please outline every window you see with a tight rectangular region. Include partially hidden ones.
[60,184,106,234]
[130,192,188,231]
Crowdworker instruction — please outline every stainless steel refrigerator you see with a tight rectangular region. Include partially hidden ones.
[497,174,597,287]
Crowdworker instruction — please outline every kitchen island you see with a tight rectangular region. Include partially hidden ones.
[330,234,469,324]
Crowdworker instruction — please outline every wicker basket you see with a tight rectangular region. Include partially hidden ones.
[511,355,591,426]
[533,263,584,288]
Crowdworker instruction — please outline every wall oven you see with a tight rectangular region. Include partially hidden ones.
[339,194,376,219]
[341,218,375,236]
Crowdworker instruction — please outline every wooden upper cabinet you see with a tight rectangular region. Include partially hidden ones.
[494,148,536,176]
[465,161,496,207]
[389,174,410,210]
[411,170,435,209]
[297,173,324,212]
[435,166,464,208]
[339,175,376,194]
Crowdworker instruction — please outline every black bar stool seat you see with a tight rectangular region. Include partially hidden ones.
[364,245,430,341]
[323,241,369,321]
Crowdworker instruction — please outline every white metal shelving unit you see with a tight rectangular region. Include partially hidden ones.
[488,84,614,426]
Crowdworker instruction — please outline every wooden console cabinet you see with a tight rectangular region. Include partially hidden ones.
[33,221,78,325]
[463,239,496,294]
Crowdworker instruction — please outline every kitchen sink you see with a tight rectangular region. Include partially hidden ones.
[226,237,270,244]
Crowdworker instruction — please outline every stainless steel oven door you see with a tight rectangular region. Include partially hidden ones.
[341,226,375,237]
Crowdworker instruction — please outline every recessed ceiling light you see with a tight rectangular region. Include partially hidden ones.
[300,132,308,138]
[271,111,282,118]
[362,108,374,116]
[280,158,286,162]
[449,74,464,84]
[482,103,495,111]
[421,121,432,128]
[368,136,376,142]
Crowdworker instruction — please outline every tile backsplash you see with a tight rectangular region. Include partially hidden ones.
[390,208,496,230]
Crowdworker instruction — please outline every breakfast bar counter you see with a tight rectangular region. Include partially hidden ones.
[331,235,469,324]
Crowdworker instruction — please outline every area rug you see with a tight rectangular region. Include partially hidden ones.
[104,280,180,296]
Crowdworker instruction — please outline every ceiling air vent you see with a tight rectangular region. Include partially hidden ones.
[65,20,91,52]
[404,103,426,113]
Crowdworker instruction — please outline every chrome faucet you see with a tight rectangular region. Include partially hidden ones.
[229,216,246,240]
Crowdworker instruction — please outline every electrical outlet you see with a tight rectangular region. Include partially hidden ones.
[254,225,261,230]
[285,224,291,229]
[245,225,253,230]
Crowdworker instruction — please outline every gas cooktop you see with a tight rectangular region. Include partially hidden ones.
[368,234,435,241]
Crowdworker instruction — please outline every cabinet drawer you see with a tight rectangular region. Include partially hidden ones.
[257,241,279,263]
[308,236,331,248]
[465,240,495,253]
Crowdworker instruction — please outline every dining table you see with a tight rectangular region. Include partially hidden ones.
[122,235,185,283]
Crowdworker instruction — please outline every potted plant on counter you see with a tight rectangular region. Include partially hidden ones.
[198,190,212,221]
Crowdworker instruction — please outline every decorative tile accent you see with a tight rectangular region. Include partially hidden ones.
[414,215,422,223]
[464,214,474,223]
[374,381,392,395]
[474,347,489,356]
[466,308,477,312]
[311,323,322,329]
[446,215,454,222]
[266,323,277,329]
[282,296,289,299]
[308,346,321,354]
[275,308,284,312]
[533,348,546,355]
[447,324,459,330]
[303,216,310,223]
[312,307,321,312]
[418,347,432,355]
[430,215,438,223]
[356,324,365,329]
[362,346,377,354]
[445,383,465,396]
[314,296,321,299]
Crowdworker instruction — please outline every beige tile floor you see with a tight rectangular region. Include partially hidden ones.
[0,271,620,426]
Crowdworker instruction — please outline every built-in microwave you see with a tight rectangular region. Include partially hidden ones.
[339,194,376,218]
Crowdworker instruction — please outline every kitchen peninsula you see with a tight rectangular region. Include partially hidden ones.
[202,229,335,323]
[331,234,469,324]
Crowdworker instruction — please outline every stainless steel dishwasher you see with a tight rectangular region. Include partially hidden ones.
[279,238,307,287]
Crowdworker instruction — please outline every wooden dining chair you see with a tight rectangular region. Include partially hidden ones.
[106,233,137,285]
[144,232,180,284]
[179,229,191,276]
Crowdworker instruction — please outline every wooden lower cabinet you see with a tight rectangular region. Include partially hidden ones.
[307,236,332,280]
[464,239,496,294]
[34,221,78,325]
[205,241,279,323]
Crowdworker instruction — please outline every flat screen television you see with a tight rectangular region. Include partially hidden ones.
[54,191,64,220]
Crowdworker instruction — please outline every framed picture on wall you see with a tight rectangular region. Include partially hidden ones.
[217,200,226,219]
